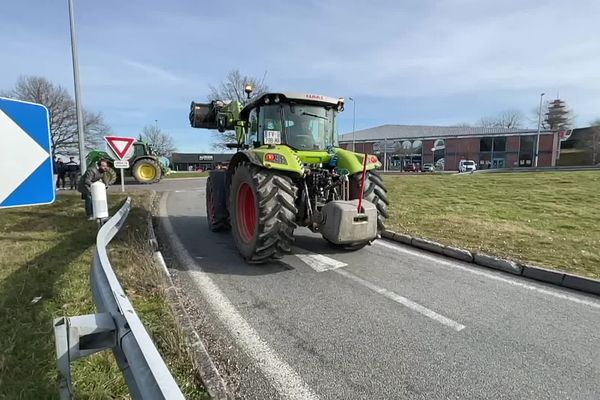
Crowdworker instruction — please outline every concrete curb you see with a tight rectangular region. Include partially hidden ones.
[383,229,600,297]
[147,194,231,399]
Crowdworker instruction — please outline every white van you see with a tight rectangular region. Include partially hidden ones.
[459,159,477,173]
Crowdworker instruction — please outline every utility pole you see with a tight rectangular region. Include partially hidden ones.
[68,0,86,172]
[534,92,545,167]
[349,97,356,152]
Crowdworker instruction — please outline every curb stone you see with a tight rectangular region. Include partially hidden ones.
[473,253,522,275]
[382,229,600,297]
[411,237,445,255]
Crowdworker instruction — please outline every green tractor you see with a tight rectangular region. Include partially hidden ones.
[189,90,388,263]
[87,141,169,184]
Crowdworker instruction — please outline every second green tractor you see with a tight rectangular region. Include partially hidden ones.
[190,90,389,263]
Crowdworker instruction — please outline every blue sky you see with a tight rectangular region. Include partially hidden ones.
[1,0,599,152]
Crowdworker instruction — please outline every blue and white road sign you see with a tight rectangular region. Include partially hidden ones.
[0,97,55,209]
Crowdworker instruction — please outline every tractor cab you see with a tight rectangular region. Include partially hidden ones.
[240,93,345,151]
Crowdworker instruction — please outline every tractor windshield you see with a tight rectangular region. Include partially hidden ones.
[281,104,337,150]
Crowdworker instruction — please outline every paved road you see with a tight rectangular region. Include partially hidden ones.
[156,178,600,399]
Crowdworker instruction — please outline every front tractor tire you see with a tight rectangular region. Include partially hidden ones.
[132,159,162,184]
[350,170,389,232]
[206,171,230,231]
[230,162,297,263]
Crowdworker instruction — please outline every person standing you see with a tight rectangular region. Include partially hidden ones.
[56,159,66,190]
[65,157,80,190]
[78,160,110,220]
[53,156,59,191]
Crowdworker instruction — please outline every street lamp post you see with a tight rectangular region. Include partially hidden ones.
[534,92,545,167]
[349,97,356,152]
[68,0,86,173]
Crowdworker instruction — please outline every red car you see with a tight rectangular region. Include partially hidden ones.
[403,164,417,172]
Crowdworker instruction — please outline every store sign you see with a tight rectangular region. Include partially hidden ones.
[198,155,214,161]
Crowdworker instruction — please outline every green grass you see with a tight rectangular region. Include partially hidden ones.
[165,171,209,178]
[0,192,207,399]
[384,171,600,279]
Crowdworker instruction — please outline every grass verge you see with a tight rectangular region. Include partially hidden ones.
[165,171,209,179]
[0,192,207,399]
[384,171,600,279]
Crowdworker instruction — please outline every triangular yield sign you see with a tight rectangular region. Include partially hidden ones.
[104,136,137,160]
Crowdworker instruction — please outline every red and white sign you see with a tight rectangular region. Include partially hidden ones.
[104,136,136,160]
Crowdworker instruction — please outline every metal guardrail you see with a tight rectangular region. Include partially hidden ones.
[53,198,185,399]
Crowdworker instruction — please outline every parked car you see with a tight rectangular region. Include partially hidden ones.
[459,159,477,173]
[422,163,434,172]
[403,164,417,172]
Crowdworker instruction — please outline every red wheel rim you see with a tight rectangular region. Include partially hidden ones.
[237,182,257,242]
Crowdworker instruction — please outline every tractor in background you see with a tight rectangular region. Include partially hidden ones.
[87,141,170,184]
[189,88,389,263]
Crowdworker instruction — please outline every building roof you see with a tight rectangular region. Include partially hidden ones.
[339,124,555,142]
[171,152,233,163]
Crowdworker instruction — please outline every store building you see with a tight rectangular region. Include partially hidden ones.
[170,153,233,171]
[339,125,561,170]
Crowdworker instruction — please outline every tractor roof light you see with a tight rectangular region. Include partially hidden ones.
[264,97,271,104]
[274,96,280,103]
[244,84,254,99]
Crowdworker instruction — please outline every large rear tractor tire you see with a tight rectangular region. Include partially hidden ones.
[230,162,297,263]
[206,171,230,232]
[132,158,162,184]
[350,170,389,232]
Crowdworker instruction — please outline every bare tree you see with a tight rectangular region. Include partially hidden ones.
[2,76,109,157]
[208,69,269,149]
[479,110,523,129]
[141,125,176,156]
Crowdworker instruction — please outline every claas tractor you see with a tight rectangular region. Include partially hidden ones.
[189,89,388,263]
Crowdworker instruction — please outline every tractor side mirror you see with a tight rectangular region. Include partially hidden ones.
[217,114,228,133]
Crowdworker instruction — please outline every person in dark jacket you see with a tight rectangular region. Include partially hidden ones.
[78,160,110,220]
[65,157,80,190]
[56,159,66,190]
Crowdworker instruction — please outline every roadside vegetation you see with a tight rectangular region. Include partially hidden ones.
[166,171,209,178]
[0,192,206,399]
[384,171,600,279]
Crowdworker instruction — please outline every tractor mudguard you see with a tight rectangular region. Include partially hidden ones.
[334,148,381,175]
[229,147,305,177]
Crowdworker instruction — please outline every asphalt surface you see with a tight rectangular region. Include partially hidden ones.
[155,178,600,400]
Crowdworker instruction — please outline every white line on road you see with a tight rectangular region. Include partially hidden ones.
[160,193,320,400]
[295,253,347,272]
[376,240,600,310]
[335,268,466,332]
[293,248,465,331]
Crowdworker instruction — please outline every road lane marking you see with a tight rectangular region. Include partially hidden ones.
[376,240,600,310]
[295,253,347,272]
[161,192,320,400]
[335,268,466,332]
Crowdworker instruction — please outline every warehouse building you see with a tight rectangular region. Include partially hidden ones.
[170,153,233,171]
[339,125,562,171]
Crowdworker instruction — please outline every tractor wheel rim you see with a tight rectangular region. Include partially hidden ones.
[237,182,256,242]
[140,165,156,180]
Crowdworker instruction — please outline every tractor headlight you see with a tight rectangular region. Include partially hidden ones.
[274,96,280,103]
[264,97,271,104]
[264,153,287,165]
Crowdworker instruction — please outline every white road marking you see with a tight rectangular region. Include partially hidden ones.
[161,193,320,400]
[335,268,466,332]
[295,253,347,272]
[375,240,600,310]
[293,248,464,331]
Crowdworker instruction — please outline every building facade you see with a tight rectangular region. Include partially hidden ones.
[339,125,560,171]
[170,153,233,171]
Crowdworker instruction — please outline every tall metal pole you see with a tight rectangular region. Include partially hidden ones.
[534,92,545,167]
[68,0,86,173]
[349,97,356,152]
